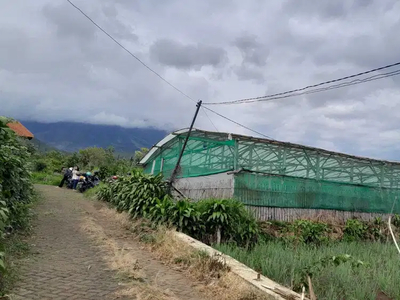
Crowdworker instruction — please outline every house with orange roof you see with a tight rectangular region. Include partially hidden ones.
[6,121,34,140]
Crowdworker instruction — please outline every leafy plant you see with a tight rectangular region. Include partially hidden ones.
[169,200,204,236]
[0,201,9,236]
[343,219,368,241]
[392,214,400,228]
[0,117,35,289]
[148,196,175,225]
[196,198,259,247]
[289,220,330,245]
[33,160,47,172]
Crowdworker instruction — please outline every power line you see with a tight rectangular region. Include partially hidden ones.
[204,62,400,105]
[240,69,400,104]
[67,0,223,132]
[66,0,277,141]
[204,69,400,140]
[201,108,219,132]
[203,107,274,139]
[205,68,400,105]
[66,0,196,103]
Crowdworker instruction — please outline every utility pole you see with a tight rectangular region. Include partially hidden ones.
[169,100,202,190]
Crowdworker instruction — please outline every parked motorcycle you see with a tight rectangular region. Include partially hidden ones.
[76,172,99,193]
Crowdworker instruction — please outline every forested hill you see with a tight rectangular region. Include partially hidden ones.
[22,121,167,154]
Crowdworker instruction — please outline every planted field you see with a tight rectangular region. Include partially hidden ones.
[215,241,399,300]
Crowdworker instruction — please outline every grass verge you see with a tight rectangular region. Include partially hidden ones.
[82,184,104,199]
[31,172,62,186]
[0,235,31,296]
[0,192,38,297]
[215,240,399,300]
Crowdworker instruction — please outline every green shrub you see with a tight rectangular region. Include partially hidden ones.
[34,160,47,172]
[148,196,175,225]
[169,200,204,236]
[392,214,400,227]
[0,117,34,290]
[289,220,330,245]
[196,198,259,247]
[343,219,368,241]
[98,165,113,180]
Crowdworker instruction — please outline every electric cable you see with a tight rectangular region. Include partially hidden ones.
[203,107,274,139]
[204,64,400,105]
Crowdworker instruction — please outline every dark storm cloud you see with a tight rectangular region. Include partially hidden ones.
[149,39,228,70]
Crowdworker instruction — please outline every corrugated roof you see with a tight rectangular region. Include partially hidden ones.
[6,121,34,139]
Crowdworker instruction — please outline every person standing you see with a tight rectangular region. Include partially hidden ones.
[72,166,80,190]
[58,167,72,188]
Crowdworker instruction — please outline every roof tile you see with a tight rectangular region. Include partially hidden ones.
[6,121,34,139]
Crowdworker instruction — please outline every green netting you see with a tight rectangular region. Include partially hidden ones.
[144,134,235,179]
[234,172,400,214]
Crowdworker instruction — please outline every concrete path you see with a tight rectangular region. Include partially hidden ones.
[10,185,205,300]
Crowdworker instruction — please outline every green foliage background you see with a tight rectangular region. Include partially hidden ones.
[0,117,35,293]
[31,146,149,184]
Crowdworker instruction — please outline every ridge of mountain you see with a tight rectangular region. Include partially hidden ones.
[21,121,168,154]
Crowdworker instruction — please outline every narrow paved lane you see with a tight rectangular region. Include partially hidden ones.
[11,185,205,300]
[11,186,126,300]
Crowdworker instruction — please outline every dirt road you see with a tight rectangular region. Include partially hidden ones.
[10,185,205,300]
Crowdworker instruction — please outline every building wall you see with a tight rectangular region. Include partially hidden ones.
[246,206,388,222]
[173,173,234,200]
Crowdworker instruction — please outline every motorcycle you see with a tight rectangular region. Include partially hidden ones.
[77,172,101,193]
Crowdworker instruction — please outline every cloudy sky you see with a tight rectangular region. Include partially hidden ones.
[1,0,400,160]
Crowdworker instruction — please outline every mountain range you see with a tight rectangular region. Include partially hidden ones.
[22,121,168,155]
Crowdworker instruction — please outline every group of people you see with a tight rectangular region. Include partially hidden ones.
[58,166,81,190]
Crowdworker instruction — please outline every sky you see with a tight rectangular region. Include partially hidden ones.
[1,0,400,160]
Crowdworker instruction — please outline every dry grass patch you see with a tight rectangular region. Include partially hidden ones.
[98,207,273,300]
[80,215,178,300]
[115,284,178,300]
[80,216,145,281]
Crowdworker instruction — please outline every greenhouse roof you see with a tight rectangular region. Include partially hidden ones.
[140,128,400,166]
